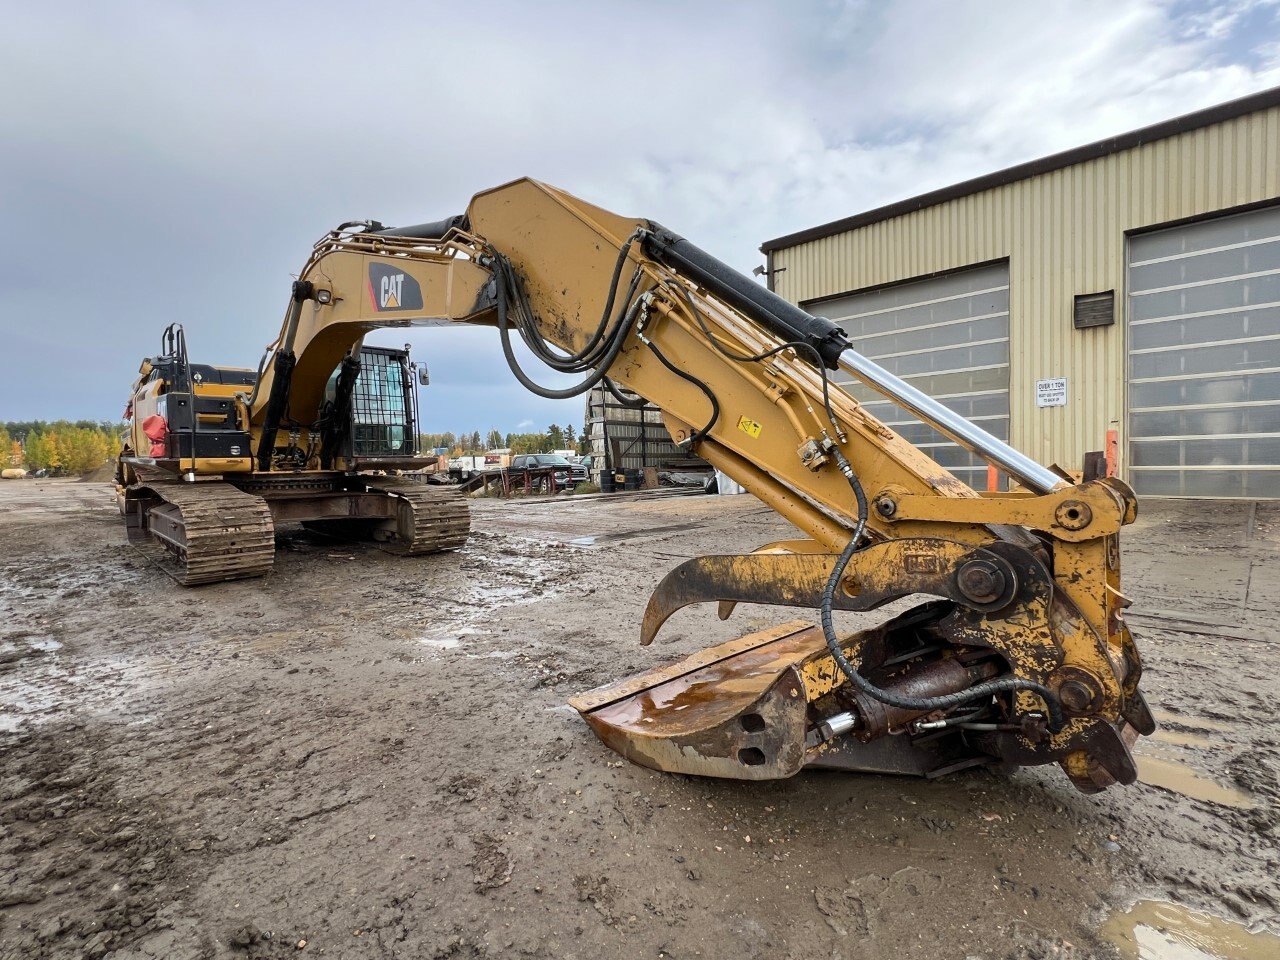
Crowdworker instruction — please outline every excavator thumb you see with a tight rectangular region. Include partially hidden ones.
[572,539,1149,794]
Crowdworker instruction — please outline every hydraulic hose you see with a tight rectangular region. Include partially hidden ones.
[500,231,645,373]
[640,336,720,445]
[672,281,842,435]
[494,261,644,399]
[604,377,647,409]
[818,449,1066,733]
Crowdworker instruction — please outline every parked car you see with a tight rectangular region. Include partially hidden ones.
[507,454,580,491]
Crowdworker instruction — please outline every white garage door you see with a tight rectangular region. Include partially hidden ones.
[807,262,1010,489]
[1128,205,1280,498]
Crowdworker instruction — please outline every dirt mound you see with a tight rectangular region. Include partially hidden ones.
[80,461,116,483]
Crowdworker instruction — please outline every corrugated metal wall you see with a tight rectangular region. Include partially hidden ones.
[584,383,695,479]
[770,106,1280,478]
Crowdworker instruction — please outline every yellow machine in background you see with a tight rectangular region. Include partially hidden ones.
[119,327,467,584]
[119,179,1154,794]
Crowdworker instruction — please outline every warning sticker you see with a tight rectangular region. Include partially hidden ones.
[737,416,762,439]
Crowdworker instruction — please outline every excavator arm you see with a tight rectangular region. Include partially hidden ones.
[253,178,1151,794]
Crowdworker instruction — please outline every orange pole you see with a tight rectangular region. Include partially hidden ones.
[986,463,998,492]
[1105,428,1119,477]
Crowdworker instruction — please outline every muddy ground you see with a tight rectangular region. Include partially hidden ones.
[0,480,1276,959]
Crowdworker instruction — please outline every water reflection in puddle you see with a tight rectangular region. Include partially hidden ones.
[1103,900,1280,960]
[1132,709,1253,808]
[420,637,462,651]
[1151,728,1216,750]
[417,626,487,654]
[1133,755,1255,809]
[0,635,69,732]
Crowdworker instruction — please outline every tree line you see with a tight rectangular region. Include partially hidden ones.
[2,419,591,475]
[418,423,587,456]
[2,421,123,475]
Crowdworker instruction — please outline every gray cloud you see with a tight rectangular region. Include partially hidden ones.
[1,0,1277,435]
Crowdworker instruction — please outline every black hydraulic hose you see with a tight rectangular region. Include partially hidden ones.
[818,449,1066,734]
[604,377,647,409]
[515,263,644,373]
[503,231,645,372]
[640,336,719,445]
[674,282,841,432]
[495,265,643,399]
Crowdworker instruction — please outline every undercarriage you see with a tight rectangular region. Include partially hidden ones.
[118,470,468,584]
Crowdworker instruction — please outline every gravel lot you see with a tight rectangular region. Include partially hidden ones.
[0,480,1276,959]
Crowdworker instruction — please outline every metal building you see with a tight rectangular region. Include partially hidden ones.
[584,382,707,482]
[762,87,1280,498]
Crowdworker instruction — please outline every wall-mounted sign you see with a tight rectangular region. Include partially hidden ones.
[1036,378,1068,408]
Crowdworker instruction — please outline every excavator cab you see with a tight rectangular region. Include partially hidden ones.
[320,345,422,468]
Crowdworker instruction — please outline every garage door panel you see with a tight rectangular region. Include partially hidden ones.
[841,291,1009,339]
[810,261,1010,486]
[837,366,1009,406]
[1132,214,1280,260]
[1129,305,1280,349]
[1130,370,1280,409]
[1129,238,1280,290]
[1127,204,1280,498]
[1131,468,1280,499]
[1130,272,1280,322]
[1130,337,1280,379]
[878,339,1008,379]
[855,313,1009,356]
[926,444,998,470]
[856,399,1008,431]
[1131,436,1280,467]
[832,265,1009,336]
[886,416,1009,448]
[1130,406,1280,438]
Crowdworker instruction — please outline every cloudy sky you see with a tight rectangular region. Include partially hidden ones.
[3,0,1279,435]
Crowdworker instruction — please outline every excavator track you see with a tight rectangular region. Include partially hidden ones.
[362,476,470,554]
[123,476,276,585]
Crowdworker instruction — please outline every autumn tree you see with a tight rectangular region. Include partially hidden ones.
[2,421,121,475]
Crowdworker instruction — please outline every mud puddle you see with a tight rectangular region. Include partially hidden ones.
[1103,900,1280,959]
[569,521,701,546]
[1133,755,1256,808]
[0,635,69,732]
[1149,728,1216,749]
[412,548,562,654]
[1132,717,1255,807]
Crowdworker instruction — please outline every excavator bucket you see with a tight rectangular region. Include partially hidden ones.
[569,606,999,782]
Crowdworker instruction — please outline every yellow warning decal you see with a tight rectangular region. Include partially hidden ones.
[737,416,762,439]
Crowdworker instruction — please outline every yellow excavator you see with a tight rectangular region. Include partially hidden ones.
[118,178,1153,794]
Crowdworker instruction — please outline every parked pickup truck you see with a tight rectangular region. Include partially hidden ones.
[507,454,586,491]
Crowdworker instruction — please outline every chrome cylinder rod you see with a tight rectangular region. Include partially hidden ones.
[836,347,1065,496]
